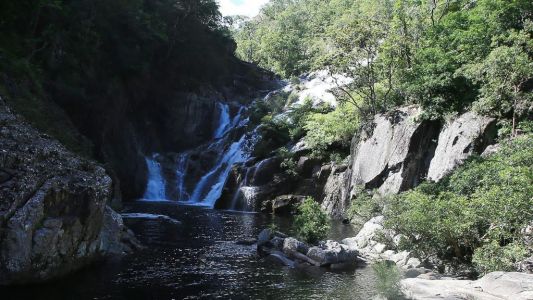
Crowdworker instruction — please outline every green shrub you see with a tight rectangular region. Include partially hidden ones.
[304,103,359,160]
[277,147,299,178]
[346,187,383,228]
[294,197,330,244]
[373,261,404,300]
[472,241,529,274]
[385,135,533,270]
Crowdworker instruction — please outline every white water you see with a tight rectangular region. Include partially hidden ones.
[189,135,249,207]
[175,153,189,201]
[214,102,231,139]
[142,102,255,208]
[143,155,167,201]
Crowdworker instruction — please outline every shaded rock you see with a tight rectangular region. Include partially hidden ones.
[257,228,273,248]
[346,106,440,197]
[263,194,306,215]
[0,101,138,285]
[100,207,142,254]
[0,169,12,184]
[296,156,322,178]
[404,268,431,279]
[266,251,296,268]
[427,112,496,181]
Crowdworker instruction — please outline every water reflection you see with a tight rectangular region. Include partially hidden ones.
[1,202,380,300]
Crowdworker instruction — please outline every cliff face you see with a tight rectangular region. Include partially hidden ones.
[216,104,498,219]
[320,108,497,218]
[0,97,138,285]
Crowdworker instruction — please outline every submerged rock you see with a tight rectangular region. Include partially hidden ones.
[0,99,139,285]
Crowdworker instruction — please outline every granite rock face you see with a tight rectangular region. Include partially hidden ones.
[0,99,138,285]
[346,106,440,197]
[427,112,496,181]
[402,272,533,300]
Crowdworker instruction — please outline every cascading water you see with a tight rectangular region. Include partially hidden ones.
[141,100,257,209]
[213,102,231,139]
[175,153,189,201]
[188,135,249,207]
[143,155,167,201]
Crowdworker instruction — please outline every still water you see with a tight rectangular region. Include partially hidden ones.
[2,201,381,300]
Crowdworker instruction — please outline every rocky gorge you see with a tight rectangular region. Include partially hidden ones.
[0,96,140,284]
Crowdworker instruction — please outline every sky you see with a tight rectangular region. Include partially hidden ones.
[218,0,270,17]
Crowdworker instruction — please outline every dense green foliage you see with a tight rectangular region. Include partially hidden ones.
[294,197,330,243]
[234,0,532,124]
[385,135,533,274]
[0,0,236,154]
[304,103,359,160]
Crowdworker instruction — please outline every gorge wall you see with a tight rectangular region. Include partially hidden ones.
[0,97,139,285]
[215,100,498,218]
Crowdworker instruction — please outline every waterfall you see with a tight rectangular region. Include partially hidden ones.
[175,153,189,201]
[143,155,167,201]
[141,101,257,209]
[189,135,249,207]
[214,102,231,139]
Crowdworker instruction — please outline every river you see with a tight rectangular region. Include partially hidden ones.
[2,201,382,299]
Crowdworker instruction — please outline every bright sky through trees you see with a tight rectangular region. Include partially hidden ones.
[218,0,270,17]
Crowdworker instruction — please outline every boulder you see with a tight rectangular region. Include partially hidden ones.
[264,194,306,215]
[296,156,322,178]
[282,237,309,256]
[427,112,496,181]
[342,216,385,250]
[0,100,139,285]
[306,240,359,267]
[346,106,440,197]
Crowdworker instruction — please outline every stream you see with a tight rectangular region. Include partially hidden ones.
[2,201,382,300]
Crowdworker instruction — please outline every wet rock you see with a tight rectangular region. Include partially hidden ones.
[266,251,296,268]
[427,112,496,181]
[283,237,309,256]
[307,240,359,267]
[0,101,139,285]
[263,194,306,215]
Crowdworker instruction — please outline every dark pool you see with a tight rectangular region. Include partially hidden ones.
[2,201,381,299]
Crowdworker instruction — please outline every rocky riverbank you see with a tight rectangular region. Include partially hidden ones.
[0,98,140,285]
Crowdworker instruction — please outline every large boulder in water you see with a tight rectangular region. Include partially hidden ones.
[427,112,496,181]
[306,240,359,267]
[0,99,139,285]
